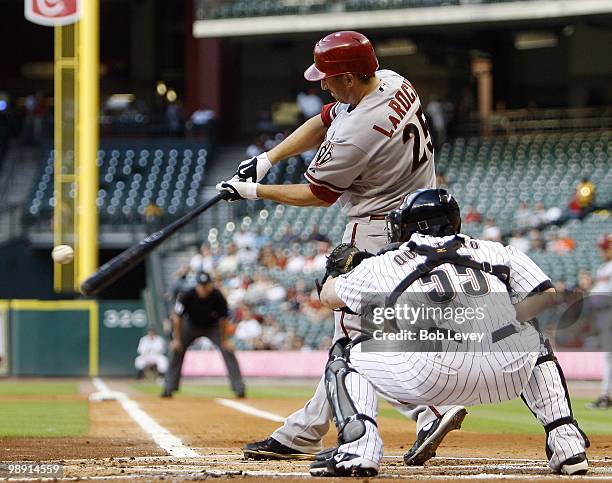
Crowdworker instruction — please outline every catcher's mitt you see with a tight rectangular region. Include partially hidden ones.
[325,243,373,278]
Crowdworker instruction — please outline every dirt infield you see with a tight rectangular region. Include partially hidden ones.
[1,381,611,481]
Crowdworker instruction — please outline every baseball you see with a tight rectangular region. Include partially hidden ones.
[52,245,74,264]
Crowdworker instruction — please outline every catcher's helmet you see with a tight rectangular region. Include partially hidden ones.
[387,189,461,243]
[304,31,379,82]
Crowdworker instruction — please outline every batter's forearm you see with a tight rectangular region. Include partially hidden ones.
[267,115,327,164]
[257,184,331,207]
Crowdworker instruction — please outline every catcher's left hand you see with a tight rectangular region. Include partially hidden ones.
[316,243,373,296]
[325,243,374,278]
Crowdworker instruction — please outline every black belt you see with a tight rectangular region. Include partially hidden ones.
[369,214,387,221]
[492,324,518,343]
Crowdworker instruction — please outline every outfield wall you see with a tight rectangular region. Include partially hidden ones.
[1,299,147,377]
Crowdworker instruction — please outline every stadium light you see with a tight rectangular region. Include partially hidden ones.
[156,81,167,96]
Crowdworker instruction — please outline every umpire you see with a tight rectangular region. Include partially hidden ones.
[161,271,246,398]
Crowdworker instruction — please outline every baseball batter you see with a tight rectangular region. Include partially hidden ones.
[217,31,462,462]
[586,233,612,409]
[311,189,589,477]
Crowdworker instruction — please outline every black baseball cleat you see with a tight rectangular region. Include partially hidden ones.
[314,447,337,461]
[585,395,611,409]
[309,452,378,477]
[160,389,173,398]
[559,453,588,475]
[243,437,313,460]
[404,406,468,466]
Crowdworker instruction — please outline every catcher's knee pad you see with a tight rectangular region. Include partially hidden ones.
[325,338,376,444]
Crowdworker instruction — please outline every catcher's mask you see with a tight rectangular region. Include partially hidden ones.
[386,188,461,243]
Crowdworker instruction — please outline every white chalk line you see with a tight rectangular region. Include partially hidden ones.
[91,378,199,458]
[215,397,286,422]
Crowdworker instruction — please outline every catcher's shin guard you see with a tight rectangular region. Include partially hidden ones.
[521,338,589,470]
[324,338,377,444]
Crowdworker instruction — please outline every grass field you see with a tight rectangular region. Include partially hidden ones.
[131,380,612,436]
[0,380,88,437]
[0,379,610,439]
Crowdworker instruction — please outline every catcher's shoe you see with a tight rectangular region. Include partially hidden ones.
[559,453,588,475]
[309,452,378,477]
[404,406,467,466]
[243,437,313,460]
[586,395,611,409]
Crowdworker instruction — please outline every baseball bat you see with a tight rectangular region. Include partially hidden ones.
[80,192,229,296]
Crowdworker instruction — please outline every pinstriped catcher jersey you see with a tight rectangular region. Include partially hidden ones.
[305,70,436,218]
[335,233,551,350]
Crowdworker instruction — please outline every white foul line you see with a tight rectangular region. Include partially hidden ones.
[215,398,286,422]
[91,378,199,458]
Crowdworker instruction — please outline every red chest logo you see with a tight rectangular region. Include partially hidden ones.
[25,0,81,26]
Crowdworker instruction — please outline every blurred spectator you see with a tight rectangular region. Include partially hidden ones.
[481,218,501,242]
[226,275,251,308]
[508,230,530,253]
[246,135,267,158]
[425,96,447,147]
[257,315,286,350]
[281,225,300,244]
[186,108,215,139]
[529,229,545,252]
[23,91,47,145]
[303,298,331,324]
[577,270,594,293]
[532,202,548,227]
[550,229,576,254]
[286,246,306,272]
[258,244,279,269]
[135,328,168,378]
[585,234,612,408]
[296,88,323,120]
[234,307,263,345]
[238,244,259,266]
[514,202,532,230]
[308,224,330,243]
[233,226,256,249]
[436,170,449,189]
[190,243,215,274]
[165,101,183,136]
[464,205,482,224]
[217,244,239,275]
[253,226,269,250]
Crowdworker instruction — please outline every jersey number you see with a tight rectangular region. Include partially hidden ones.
[419,266,490,303]
[402,106,434,174]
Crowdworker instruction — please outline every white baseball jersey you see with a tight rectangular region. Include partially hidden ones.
[330,234,551,467]
[336,234,550,344]
[305,69,436,218]
[137,334,166,356]
[593,260,612,293]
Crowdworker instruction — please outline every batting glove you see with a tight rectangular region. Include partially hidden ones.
[215,180,259,201]
[232,152,272,182]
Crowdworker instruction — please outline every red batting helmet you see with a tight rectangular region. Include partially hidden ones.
[597,234,612,250]
[304,31,379,82]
